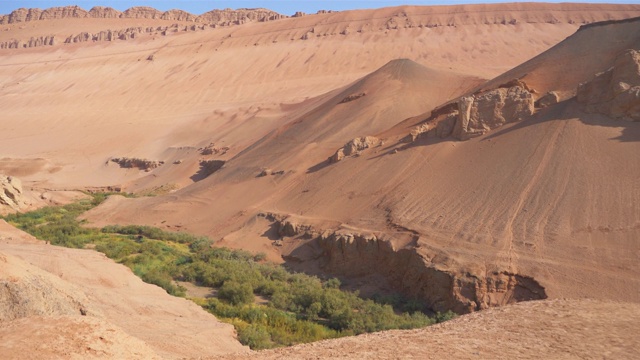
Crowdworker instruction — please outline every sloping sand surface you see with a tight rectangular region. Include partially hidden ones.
[79,15,640,312]
[2,4,638,192]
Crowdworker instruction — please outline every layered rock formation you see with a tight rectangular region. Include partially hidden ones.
[269,215,546,313]
[121,6,162,19]
[408,83,535,141]
[88,6,122,18]
[110,157,164,171]
[0,35,55,49]
[0,6,88,23]
[0,5,285,24]
[0,6,285,50]
[316,232,546,313]
[577,49,640,121]
[198,8,285,25]
[0,176,27,212]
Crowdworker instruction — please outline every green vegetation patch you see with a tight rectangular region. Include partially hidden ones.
[2,194,455,349]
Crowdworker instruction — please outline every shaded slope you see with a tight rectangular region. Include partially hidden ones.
[220,58,483,174]
[251,19,640,311]
[2,4,639,194]
[81,59,482,255]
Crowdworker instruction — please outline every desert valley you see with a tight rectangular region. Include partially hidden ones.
[0,2,639,359]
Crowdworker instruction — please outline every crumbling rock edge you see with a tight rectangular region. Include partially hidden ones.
[0,175,28,212]
[109,157,164,171]
[261,213,547,314]
[404,82,536,142]
[329,136,382,163]
[577,49,640,121]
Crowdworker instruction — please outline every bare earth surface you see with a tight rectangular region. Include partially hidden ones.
[1,2,640,359]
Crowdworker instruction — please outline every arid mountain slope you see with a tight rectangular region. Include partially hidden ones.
[479,15,640,97]
[0,3,638,313]
[84,16,640,313]
[1,4,639,193]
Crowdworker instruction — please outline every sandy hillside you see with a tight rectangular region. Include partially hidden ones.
[76,11,640,313]
[213,299,640,360]
[0,2,639,359]
[1,3,638,193]
[0,220,248,359]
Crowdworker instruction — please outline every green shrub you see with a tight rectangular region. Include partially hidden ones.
[237,323,274,349]
[218,281,254,305]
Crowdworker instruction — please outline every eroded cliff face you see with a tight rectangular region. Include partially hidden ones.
[0,6,287,50]
[0,5,285,24]
[267,214,546,314]
[407,83,535,142]
[0,175,27,213]
[577,49,640,121]
[317,232,545,314]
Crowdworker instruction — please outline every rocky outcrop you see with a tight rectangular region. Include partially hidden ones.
[199,143,230,156]
[316,232,546,313]
[0,40,24,49]
[60,24,211,45]
[121,6,162,19]
[0,36,55,49]
[2,10,269,50]
[0,253,91,321]
[0,5,286,25]
[329,136,382,163]
[39,6,89,20]
[338,92,366,104]
[88,6,122,18]
[257,168,285,177]
[198,8,285,25]
[408,83,535,141]
[0,176,27,211]
[535,91,560,108]
[162,9,198,22]
[0,6,90,23]
[460,86,534,138]
[577,49,640,121]
[268,215,546,314]
[110,157,164,171]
